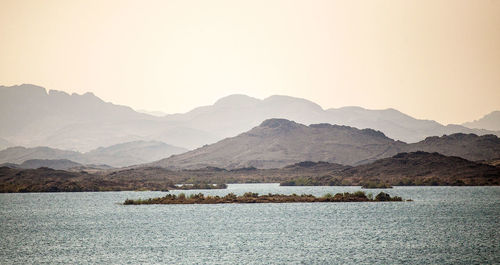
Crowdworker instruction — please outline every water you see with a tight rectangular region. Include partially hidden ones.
[1,184,499,264]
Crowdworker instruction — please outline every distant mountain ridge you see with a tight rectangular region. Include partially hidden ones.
[340,151,500,185]
[164,94,500,144]
[287,152,500,186]
[0,84,217,151]
[2,151,498,193]
[462,111,500,131]
[151,119,406,169]
[0,140,187,167]
[151,119,500,169]
[17,159,83,170]
[1,84,498,153]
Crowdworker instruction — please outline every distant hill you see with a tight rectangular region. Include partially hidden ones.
[0,84,216,151]
[341,152,500,185]
[405,133,500,162]
[151,119,500,169]
[151,119,406,169]
[284,152,500,186]
[2,152,499,193]
[0,137,11,150]
[0,146,83,164]
[18,159,83,170]
[164,94,500,144]
[0,167,172,192]
[2,84,498,152]
[84,140,188,167]
[462,111,500,131]
[0,140,187,168]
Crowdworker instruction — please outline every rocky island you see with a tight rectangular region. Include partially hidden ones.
[123,191,404,205]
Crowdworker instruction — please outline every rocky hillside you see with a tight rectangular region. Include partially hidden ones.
[2,151,499,193]
[405,134,500,162]
[343,152,500,184]
[151,119,406,169]
[151,119,500,170]
[283,152,500,186]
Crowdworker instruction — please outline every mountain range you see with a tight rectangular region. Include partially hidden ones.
[2,151,499,192]
[151,119,500,169]
[1,84,499,153]
[282,152,500,186]
[462,111,500,131]
[0,140,187,168]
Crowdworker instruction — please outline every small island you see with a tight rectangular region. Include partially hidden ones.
[124,191,404,205]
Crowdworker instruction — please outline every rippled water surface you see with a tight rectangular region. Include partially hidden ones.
[1,184,499,264]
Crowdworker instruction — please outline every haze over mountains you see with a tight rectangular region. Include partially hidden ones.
[0,84,217,152]
[1,84,499,155]
[462,111,500,131]
[152,119,500,169]
[0,141,187,168]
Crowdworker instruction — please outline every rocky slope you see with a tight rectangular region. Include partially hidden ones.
[151,119,500,170]
[406,133,500,162]
[2,152,499,193]
[151,119,406,169]
[341,152,500,185]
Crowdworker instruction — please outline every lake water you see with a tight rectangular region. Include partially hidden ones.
[1,184,499,264]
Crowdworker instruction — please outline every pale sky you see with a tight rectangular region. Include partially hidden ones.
[1,0,499,124]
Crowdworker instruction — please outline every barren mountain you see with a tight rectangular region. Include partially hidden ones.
[2,84,498,152]
[0,146,84,164]
[151,119,500,170]
[405,134,500,162]
[0,84,216,151]
[2,151,499,193]
[165,94,500,144]
[462,111,500,131]
[341,152,500,185]
[17,159,84,170]
[0,140,187,168]
[151,119,406,169]
[84,140,187,167]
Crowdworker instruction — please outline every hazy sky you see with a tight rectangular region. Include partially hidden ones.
[1,0,499,124]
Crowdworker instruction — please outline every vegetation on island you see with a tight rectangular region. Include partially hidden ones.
[123,191,404,205]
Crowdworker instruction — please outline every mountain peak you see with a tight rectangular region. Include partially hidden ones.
[462,110,500,131]
[263,95,324,111]
[213,94,260,107]
[259,118,301,129]
[0,83,47,97]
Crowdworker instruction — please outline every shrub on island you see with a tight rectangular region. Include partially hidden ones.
[124,191,404,205]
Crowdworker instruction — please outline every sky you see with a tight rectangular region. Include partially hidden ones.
[1,0,499,125]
